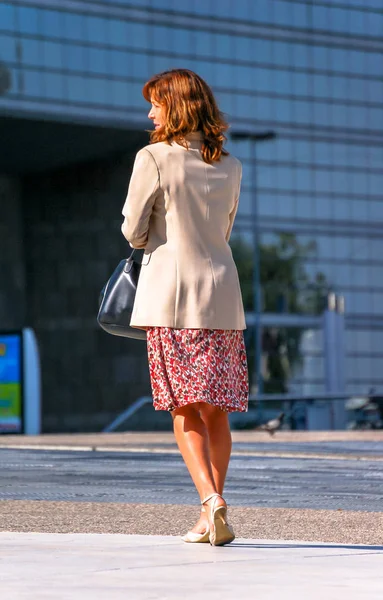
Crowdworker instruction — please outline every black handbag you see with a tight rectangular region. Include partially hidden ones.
[97,249,147,340]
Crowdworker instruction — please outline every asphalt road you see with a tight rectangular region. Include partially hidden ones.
[1,442,382,512]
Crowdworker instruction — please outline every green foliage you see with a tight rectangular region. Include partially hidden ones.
[230,233,330,393]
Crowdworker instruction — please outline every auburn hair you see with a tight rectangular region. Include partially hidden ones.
[142,69,229,164]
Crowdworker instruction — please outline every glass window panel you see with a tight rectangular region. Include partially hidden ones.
[348,291,372,315]
[172,27,194,54]
[110,49,129,77]
[213,0,231,18]
[347,49,365,75]
[314,197,332,220]
[367,53,382,77]
[17,6,39,34]
[64,44,86,73]
[1,34,16,62]
[0,3,15,31]
[111,80,129,107]
[214,34,233,60]
[274,138,293,162]
[313,102,330,126]
[236,64,257,91]
[311,4,329,30]
[350,171,368,195]
[258,165,274,189]
[88,47,108,74]
[232,0,253,20]
[254,66,270,92]
[235,36,252,62]
[273,69,291,94]
[292,43,309,69]
[272,1,295,27]
[126,22,149,49]
[274,41,292,67]
[331,48,348,72]
[277,166,294,191]
[87,77,108,105]
[294,2,308,27]
[41,9,62,38]
[277,194,296,218]
[330,104,348,128]
[210,62,235,88]
[256,95,273,121]
[237,189,252,214]
[86,16,107,44]
[315,170,331,194]
[259,192,278,217]
[132,53,151,80]
[368,201,383,222]
[43,41,63,69]
[294,140,311,164]
[347,78,365,103]
[197,61,215,85]
[194,30,213,57]
[312,45,328,71]
[369,173,383,196]
[292,71,309,96]
[253,0,272,23]
[63,12,84,41]
[235,93,252,118]
[333,198,350,220]
[22,68,43,97]
[256,137,276,161]
[295,168,312,192]
[217,91,233,115]
[295,196,313,218]
[330,76,348,101]
[351,236,370,260]
[348,9,367,35]
[313,74,329,98]
[44,72,64,100]
[108,19,128,47]
[312,141,330,165]
[293,100,311,124]
[151,54,173,74]
[67,75,86,103]
[273,96,292,122]
[152,25,171,52]
[19,38,41,68]
[254,38,272,63]
[372,295,383,319]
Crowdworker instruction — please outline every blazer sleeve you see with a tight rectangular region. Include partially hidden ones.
[225,162,242,242]
[121,148,160,249]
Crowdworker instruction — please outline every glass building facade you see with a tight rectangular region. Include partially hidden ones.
[1,0,383,394]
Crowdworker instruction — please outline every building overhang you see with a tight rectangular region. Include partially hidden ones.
[0,115,149,175]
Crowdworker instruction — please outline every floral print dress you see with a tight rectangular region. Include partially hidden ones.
[147,327,249,412]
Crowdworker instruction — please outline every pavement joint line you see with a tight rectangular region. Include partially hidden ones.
[1,444,383,461]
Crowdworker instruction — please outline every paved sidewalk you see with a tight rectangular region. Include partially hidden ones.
[1,533,382,600]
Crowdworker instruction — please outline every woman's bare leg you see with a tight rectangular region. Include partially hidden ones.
[171,403,225,534]
[199,403,232,495]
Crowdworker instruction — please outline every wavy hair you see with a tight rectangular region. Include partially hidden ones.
[142,69,229,164]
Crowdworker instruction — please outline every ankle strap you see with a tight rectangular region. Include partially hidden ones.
[201,493,222,505]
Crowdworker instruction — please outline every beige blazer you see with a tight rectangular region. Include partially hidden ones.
[121,131,246,330]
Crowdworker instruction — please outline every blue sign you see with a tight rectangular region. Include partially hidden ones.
[0,333,22,433]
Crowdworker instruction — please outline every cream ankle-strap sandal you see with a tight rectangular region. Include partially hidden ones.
[201,493,235,547]
[181,506,210,543]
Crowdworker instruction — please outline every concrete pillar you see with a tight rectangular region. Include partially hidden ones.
[0,175,25,328]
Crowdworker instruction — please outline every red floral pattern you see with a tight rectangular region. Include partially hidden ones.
[147,328,249,412]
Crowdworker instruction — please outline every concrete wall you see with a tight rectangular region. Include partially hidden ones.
[21,153,158,432]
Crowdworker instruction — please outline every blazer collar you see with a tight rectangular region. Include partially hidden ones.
[171,131,203,150]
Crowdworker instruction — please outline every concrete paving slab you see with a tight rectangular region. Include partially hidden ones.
[1,533,382,600]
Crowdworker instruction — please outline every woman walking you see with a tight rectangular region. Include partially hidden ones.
[121,69,248,546]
